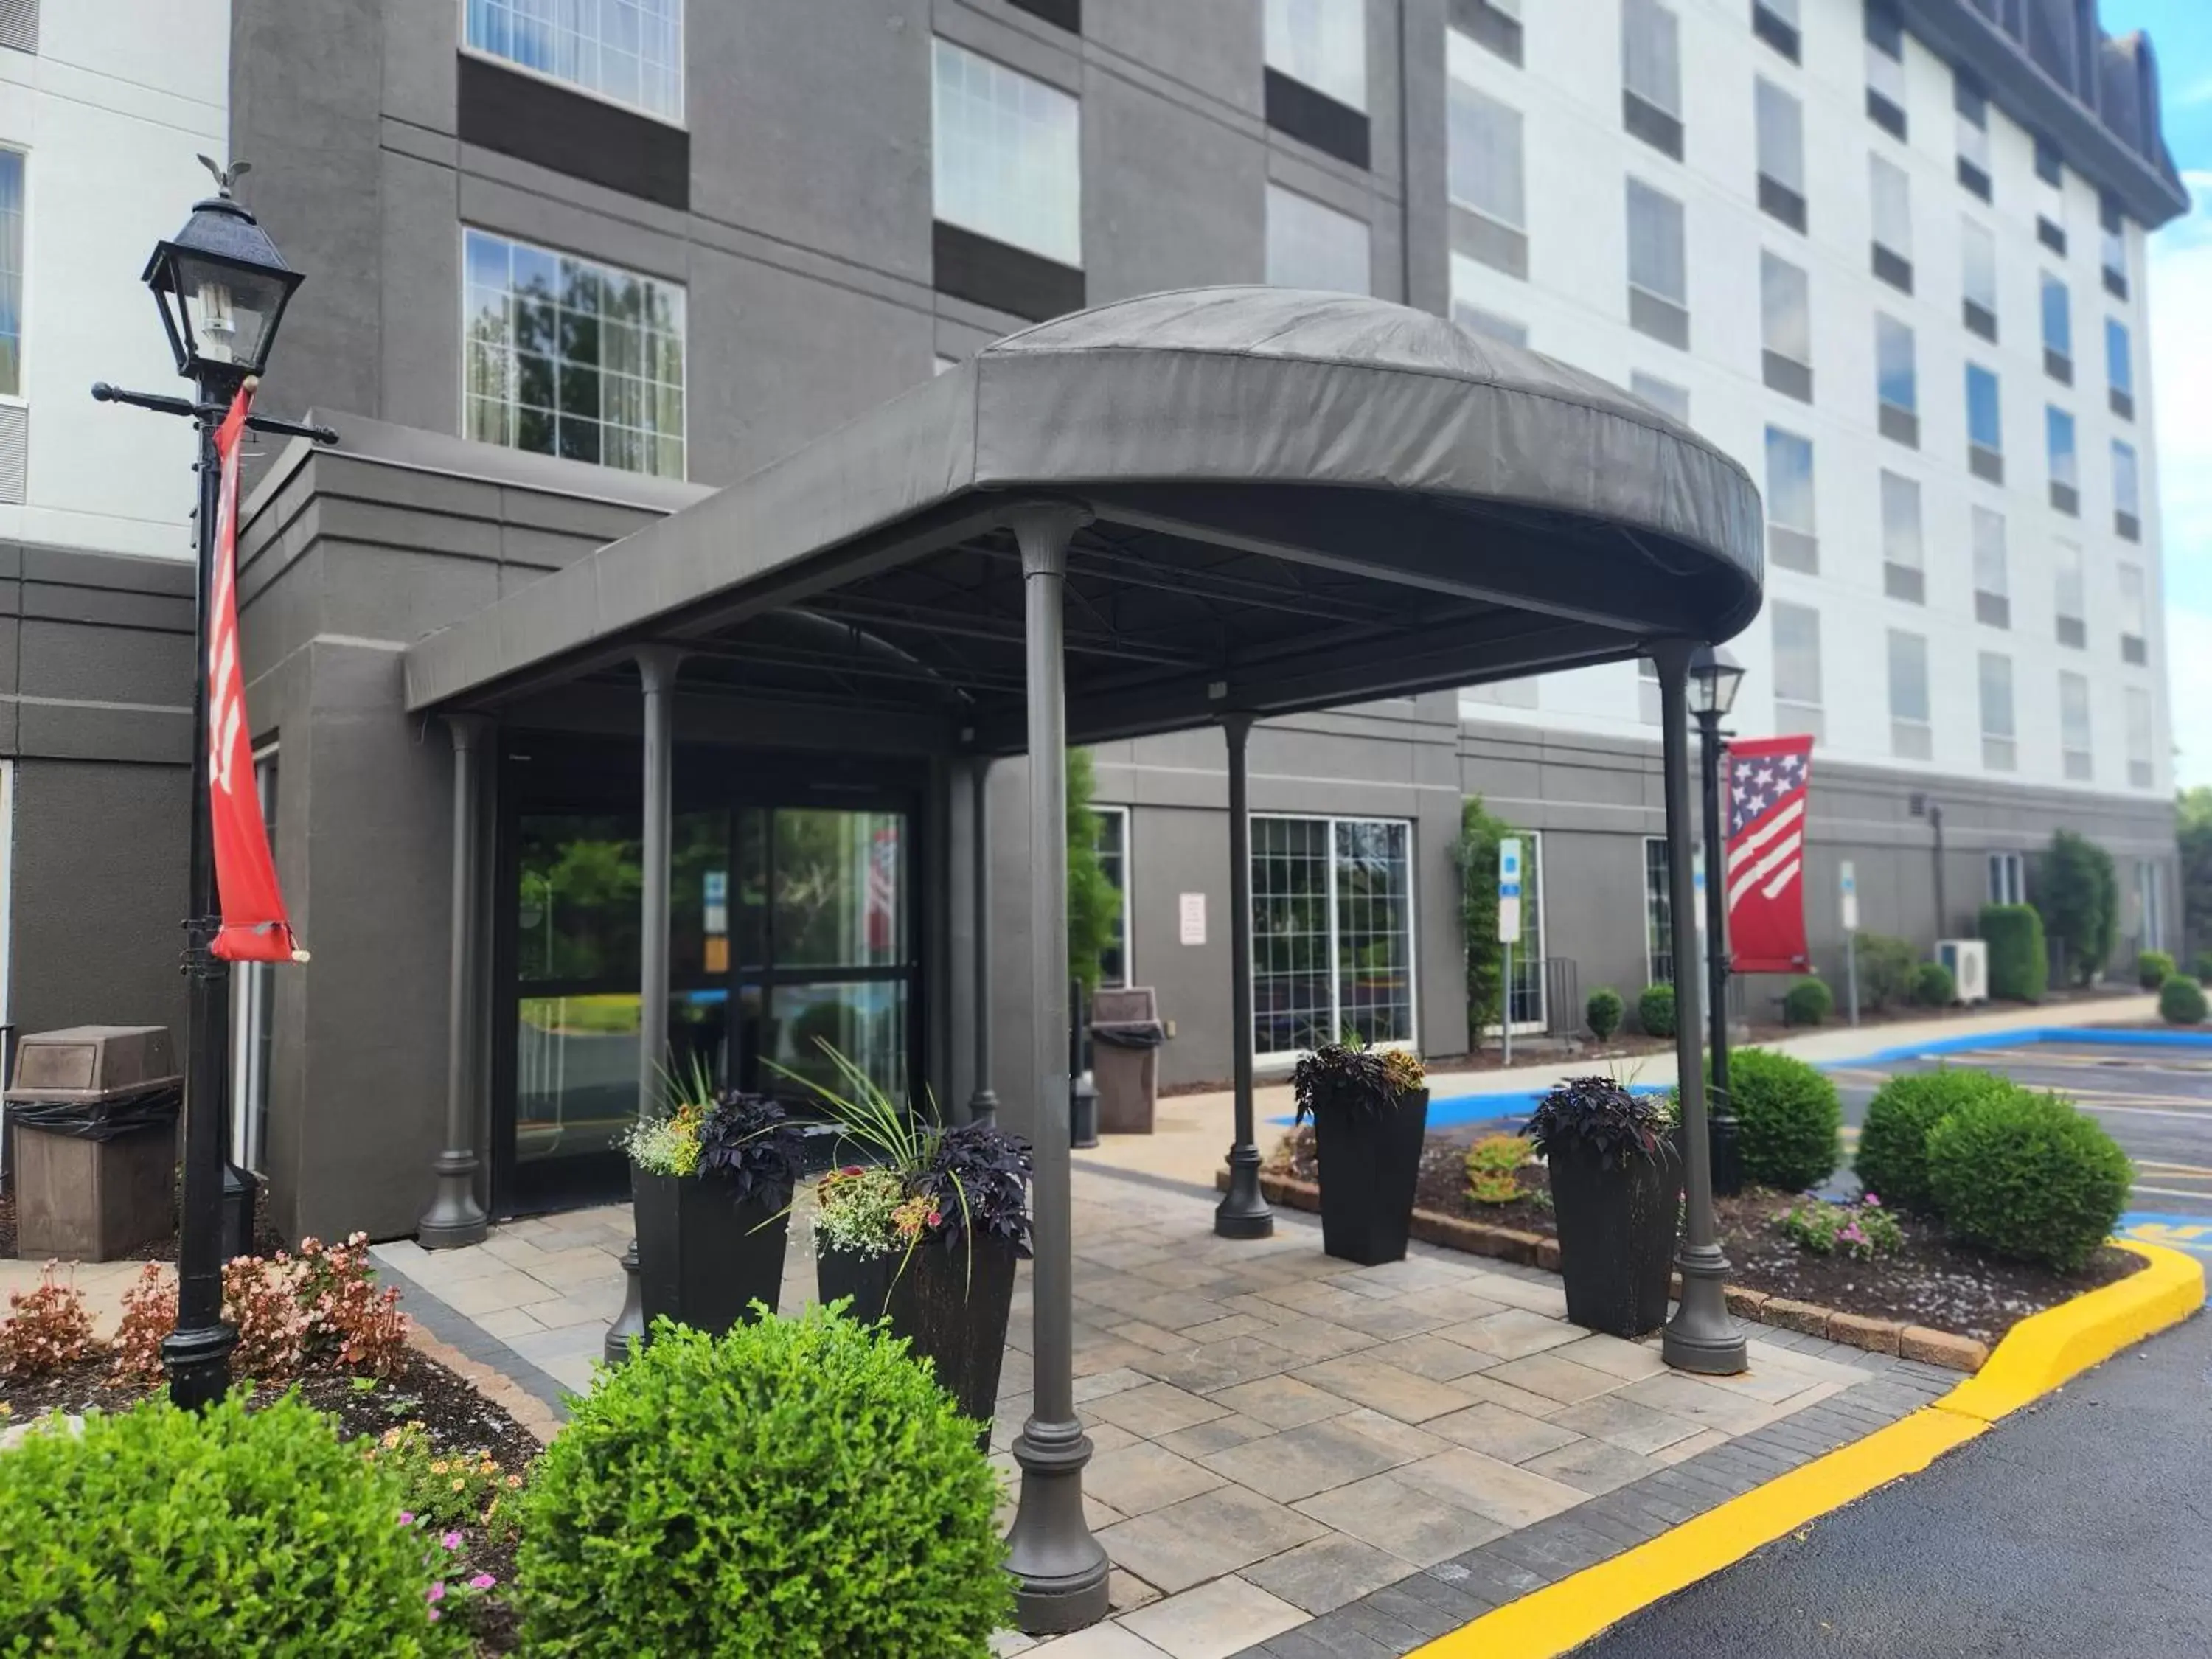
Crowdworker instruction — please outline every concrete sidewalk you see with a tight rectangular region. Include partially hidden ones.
[362,1163,1959,1659]
[1077,994,2159,1192]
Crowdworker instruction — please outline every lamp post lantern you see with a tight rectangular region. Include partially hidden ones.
[1686,644,1745,1199]
[95,159,331,1409]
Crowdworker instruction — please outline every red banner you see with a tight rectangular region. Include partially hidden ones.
[1723,735,1812,975]
[207,386,307,964]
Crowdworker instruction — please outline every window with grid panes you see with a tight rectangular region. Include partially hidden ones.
[1251,815,1413,1057]
[463,229,686,477]
[1643,837,1674,986]
[465,0,684,122]
[1978,651,2015,771]
[932,39,1082,268]
[1764,426,1816,573]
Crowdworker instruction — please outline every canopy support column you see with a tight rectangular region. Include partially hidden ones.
[1655,639,1747,1376]
[1214,713,1272,1239]
[1004,504,1110,1635]
[604,646,682,1366]
[420,713,490,1248]
[968,757,999,1128]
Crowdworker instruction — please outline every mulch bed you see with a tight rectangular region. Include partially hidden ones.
[1279,1127,2144,1346]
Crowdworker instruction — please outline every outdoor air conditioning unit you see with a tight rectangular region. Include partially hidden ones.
[1937,939,1989,1005]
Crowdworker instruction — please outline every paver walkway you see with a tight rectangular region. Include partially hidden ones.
[367,1165,1961,1658]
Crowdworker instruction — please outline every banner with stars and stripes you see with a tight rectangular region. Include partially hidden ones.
[1724,734,1815,975]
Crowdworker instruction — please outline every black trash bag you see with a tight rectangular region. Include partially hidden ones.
[7,1082,181,1142]
[1089,1020,1166,1051]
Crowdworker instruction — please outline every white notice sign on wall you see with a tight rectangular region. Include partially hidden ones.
[1178,892,1207,946]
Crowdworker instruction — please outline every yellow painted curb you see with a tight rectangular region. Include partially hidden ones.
[1934,1239,2205,1425]
[1408,1240,2205,1659]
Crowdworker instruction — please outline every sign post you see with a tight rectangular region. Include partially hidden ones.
[1840,862,1860,1027]
[1498,838,1523,1065]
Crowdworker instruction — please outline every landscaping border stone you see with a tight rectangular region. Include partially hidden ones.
[1222,1169,1992,1373]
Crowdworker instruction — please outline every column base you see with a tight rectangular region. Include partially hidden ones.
[418,1150,490,1250]
[1663,1241,1747,1374]
[1214,1145,1274,1239]
[163,1317,238,1411]
[966,1088,999,1130]
[602,1237,646,1366]
[1005,1415,1110,1635]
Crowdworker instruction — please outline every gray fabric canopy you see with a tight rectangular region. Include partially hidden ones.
[406,286,1764,742]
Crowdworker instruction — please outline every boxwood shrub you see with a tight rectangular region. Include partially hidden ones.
[2160,974,2208,1026]
[2138,950,2175,990]
[1854,1067,2016,1215]
[1851,933,1919,1011]
[0,1391,460,1656]
[1638,983,1677,1039]
[1911,961,1955,1008]
[1925,1087,2131,1271]
[1781,978,1832,1028]
[1585,987,1624,1042]
[1719,1049,1840,1193]
[515,1307,1009,1657]
[1979,904,2048,1002]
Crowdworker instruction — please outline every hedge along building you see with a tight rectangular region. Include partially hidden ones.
[235,285,1764,1625]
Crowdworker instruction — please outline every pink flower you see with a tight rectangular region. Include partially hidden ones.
[441,1531,463,1551]
[427,1582,445,1603]
[398,1511,415,1526]
[926,1211,942,1228]
[1862,1193,1882,1208]
[840,1164,863,1177]
[470,1573,496,1590]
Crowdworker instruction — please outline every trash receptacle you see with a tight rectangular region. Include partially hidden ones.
[4,1026,181,1261]
[1089,988,1166,1135]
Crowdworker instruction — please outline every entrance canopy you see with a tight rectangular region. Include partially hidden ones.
[404,287,1764,748]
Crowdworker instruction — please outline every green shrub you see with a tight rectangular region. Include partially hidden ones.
[516,1307,1009,1658]
[1720,1049,1841,1192]
[2035,830,2119,986]
[2138,950,2176,990]
[1781,978,1832,1027]
[1585,987,1624,1041]
[1925,1087,2132,1271]
[1852,932,1919,1010]
[0,1391,460,1656]
[1911,961,1956,1008]
[1980,904,2049,1002]
[1854,1068,2017,1214]
[2198,952,2212,984]
[1638,983,1677,1038]
[2160,974,2208,1026]
[1466,1134,1533,1204]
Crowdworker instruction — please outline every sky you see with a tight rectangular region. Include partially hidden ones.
[2104,2,2212,787]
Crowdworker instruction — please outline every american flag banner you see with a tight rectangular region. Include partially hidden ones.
[1724,734,1815,975]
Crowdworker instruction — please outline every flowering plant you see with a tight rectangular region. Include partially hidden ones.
[1464,1134,1534,1205]
[813,1166,909,1256]
[622,1056,808,1203]
[1292,1033,1427,1124]
[1778,1193,1903,1261]
[0,1266,94,1377]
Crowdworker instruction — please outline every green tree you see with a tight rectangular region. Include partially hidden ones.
[2180,787,2212,969]
[1453,796,1515,1038]
[1067,748,1119,995]
[2034,829,2119,986]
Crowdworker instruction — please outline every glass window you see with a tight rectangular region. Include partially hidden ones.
[932,39,1082,268]
[1882,470,1923,591]
[1266,0,1367,111]
[2046,406,2077,490]
[1989,851,2025,904]
[1955,73,1989,173]
[1094,806,1130,989]
[2035,133,2063,187]
[2054,538,2085,630]
[1966,364,2002,453]
[2040,273,2071,364]
[1972,507,2008,612]
[2101,195,2129,282]
[1877,314,1916,414]
[2113,440,2140,521]
[2118,563,2147,658]
[1888,628,1931,757]
[1756,78,1804,195]
[1865,2,1906,112]
[0,151,19,397]
[230,751,278,1172]
[1627,179,1686,305]
[2107,319,2132,399]
[1961,219,1997,320]
[1762,254,1811,367]
[2059,670,2092,780]
[1622,0,1682,118]
[2126,687,2154,788]
[1773,601,1823,737]
[1266,185,1371,293]
[1631,372,1690,424]
[1764,427,1815,535]
[1871,155,1911,257]
[1978,651,2014,749]
[1449,80,1526,231]
[1251,815,1413,1057]
[1643,837,1674,987]
[462,228,686,477]
[465,0,684,123]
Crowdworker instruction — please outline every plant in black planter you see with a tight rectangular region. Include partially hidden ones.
[622,1060,807,1345]
[1293,1037,1430,1266]
[791,1046,1034,1444]
[1526,1075,1680,1338]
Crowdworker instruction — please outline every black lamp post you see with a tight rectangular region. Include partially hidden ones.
[1687,644,1745,1200]
[94,159,331,1410]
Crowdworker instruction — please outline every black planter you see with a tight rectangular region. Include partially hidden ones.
[633,1172,792,1340]
[1310,1086,1429,1266]
[818,1238,1019,1444]
[1546,1140,1681,1338]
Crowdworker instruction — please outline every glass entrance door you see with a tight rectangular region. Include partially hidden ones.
[498,742,919,1214]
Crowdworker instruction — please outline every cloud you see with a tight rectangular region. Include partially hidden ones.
[2167,608,2212,789]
